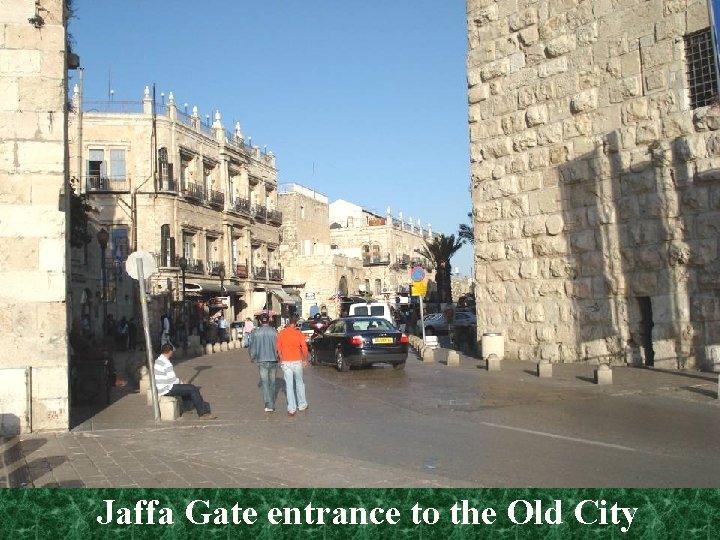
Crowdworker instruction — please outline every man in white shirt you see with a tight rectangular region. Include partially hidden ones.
[154,343,214,418]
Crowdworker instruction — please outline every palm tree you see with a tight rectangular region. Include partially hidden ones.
[415,233,464,304]
[458,211,474,244]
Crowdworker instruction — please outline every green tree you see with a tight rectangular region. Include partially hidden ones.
[415,233,464,304]
[458,211,474,244]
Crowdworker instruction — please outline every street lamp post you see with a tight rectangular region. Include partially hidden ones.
[96,228,109,336]
[178,256,188,349]
[218,265,226,296]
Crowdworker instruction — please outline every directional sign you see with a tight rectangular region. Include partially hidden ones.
[410,266,426,282]
[411,280,427,297]
[125,251,157,280]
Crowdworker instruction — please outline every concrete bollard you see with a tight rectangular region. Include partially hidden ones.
[422,348,435,363]
[537,359,552,378]
[594,363,612,385]
[229,340,237,350]
[159,396,181,421]
[205,343,213,355]
[486,353,501,371]
[447,350,461,366]
[220,341,228,352]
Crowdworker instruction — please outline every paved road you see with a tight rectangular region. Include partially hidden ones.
[2,347,719,488]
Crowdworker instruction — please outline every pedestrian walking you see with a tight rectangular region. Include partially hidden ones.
[248,313,279,413]
[218,312,228,342]
[160,313,172,347]
[276,315,309,416]
[242,317,255,348]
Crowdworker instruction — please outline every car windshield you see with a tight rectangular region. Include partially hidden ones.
[300,322,314,331]
[350,319,396,332]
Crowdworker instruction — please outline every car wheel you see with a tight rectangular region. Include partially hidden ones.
[392,362,406,370]
[335,348,350,372]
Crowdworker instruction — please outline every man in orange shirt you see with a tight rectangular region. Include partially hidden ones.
[276,315,309,416]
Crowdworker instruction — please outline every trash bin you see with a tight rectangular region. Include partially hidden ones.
[481,332,504,360]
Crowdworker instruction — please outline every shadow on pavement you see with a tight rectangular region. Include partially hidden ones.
[685,386,717,399]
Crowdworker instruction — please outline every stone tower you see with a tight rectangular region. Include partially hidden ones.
[468,0,720,368]
[0,0,70,432]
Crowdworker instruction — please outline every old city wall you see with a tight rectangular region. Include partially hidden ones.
[0,0,69,432]
[468,0,720,368]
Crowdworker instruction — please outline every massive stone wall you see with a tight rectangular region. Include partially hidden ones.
[0,0,69,432]
[468,0,720,368]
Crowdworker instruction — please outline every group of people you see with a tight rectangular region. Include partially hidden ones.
[249,314,309,416]
[152,312,310,419]
[101,314,139,351]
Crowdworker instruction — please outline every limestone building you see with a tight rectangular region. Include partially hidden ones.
[0,0,70,434]
[328,200,435,297]
[467,0,720,368]
[68,86,283,333]
[277,184,437,318]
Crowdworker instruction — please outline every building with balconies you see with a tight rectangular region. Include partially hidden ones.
[68,85,283,334]
[277,185,437,317]
[328,200,434,297]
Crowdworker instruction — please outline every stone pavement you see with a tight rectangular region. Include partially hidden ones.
[1,346,718,488]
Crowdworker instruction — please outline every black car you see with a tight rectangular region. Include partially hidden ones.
[310,316,408,371]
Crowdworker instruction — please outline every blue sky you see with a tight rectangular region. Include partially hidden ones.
[68,1,473,274]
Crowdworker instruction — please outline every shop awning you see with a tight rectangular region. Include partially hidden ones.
[270,288,293,303]
[184,282,243,295]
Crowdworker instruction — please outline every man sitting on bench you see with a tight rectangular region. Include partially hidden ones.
[154,343,215,418]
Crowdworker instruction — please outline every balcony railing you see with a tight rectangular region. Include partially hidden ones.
[234,263,249,279]
[159,178,178,193]
[269,268,283,281]
[267,208,283,225]
[209,189,225,207]
[183,183,205,201]
[155,253,179,269]
[253,266,267,279]
[207,260,224,275]
[233,197,252,216]
[395,255,411,268]
[184,258,204,274]
[253,206,267,221]
[362,254,391,266]
[86,175,129,192]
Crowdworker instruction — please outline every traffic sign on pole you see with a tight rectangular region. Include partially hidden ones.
[410,266,426,282]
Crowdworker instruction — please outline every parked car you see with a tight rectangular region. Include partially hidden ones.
[421,313,449,335]
[348,302,394,325]
[310,316,408,371]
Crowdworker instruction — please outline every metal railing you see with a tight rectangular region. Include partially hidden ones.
[209,189,225,206]
[86,175,129,192]
[183,182,205,201]
[234,263,249,279]
[155,253,179,269]
[207,260,224,275]
[159,178,178,193]
[233,197,252,215]
[185,258,204,274]
[269,268,283,281]
[253,206,267,221]
[362,254,391,266]
[253,266,267,279]
[267,208,282,224]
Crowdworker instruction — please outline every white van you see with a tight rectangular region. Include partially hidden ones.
[348,302,394,325]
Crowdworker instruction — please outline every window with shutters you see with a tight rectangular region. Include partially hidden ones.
[160,225,175,267]
[86,148,128,191]
[158,147,176,192]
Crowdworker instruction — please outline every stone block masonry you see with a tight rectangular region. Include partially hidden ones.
[0,0,70,433]
[468,0,720,370]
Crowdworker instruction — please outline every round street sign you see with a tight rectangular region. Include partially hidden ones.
[125,251,158,280]
[411,266,426,282]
